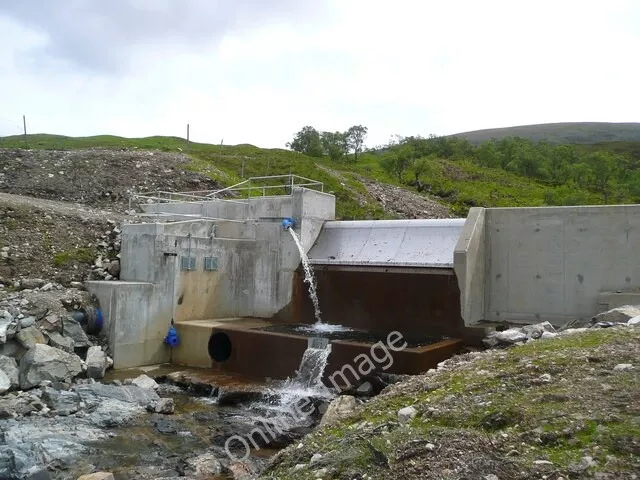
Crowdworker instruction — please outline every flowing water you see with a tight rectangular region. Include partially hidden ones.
[288,228,352,333]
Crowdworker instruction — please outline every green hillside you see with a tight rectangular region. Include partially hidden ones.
[1,132,638,219]
[454,122,640,145]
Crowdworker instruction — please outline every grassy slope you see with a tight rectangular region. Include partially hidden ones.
[0,133,615,218]
[264,328,640,479]
[455,122,640,145]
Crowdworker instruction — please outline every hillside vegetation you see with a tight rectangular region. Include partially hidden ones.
[1,125,640,219]
[454,122,640,145]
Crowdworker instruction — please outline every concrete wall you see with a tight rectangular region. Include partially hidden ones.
[89,190,336,368]
[455,204,640,327]
[454,207,485,326]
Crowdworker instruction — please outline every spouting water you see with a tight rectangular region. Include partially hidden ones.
[288,228,352,333]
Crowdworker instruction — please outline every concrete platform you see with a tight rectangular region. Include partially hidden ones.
[172,318,463,380]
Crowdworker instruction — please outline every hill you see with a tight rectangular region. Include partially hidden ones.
[453,122,640,145]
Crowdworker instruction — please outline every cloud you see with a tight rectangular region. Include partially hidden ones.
[0,0,327,72]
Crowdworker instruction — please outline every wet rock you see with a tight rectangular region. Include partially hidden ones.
[183,453,224,477]
[355,381,373,396]
[45,331,74,353]
[86,346,107,379]
[320,395,358,426]
[147,397,175,414]
[16,326,48,349]
[0,392,37,418]
[0,355,19,390]
[77,472,115,480]
[74,382,159,406]
[217,386,263,405]
[132,374,158,390]
[62,316,91,348]
[593,305,640,324]
[628,315,640,326]
[398,405,418,424]
[19,344,83,390]
[40,386,81,415]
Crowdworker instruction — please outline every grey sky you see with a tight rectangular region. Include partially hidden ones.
[1,0,638,148]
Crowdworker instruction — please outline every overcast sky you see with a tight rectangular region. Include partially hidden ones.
[1,0,639,148]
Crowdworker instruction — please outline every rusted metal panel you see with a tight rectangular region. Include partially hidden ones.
[307,219,465,268]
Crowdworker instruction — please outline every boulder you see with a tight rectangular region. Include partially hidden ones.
[16,326,47,349]
[0,355,19,390]
[19,344,83,390]
[0,370,10,394]
[131,374,158,390]
[0,340,26,359]
[495,328,527,344]
[0,314,13,344]
[19,316,36,328]
[37,314,62,333]
[183,454,224,477]
[40,386,82,415]
[45,331,74,353]
[320,395,358,426]
[398,405,418,424]
[522,321,556,340]
[106,259,120,277]
[86,346,107,379]
[147,397,175,414]
[19,278,46,290]
[73,383,159,406]
[61,316,91,348]
[628,315,640,326]
[592,305,640,324]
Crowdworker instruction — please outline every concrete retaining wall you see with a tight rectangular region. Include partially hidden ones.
[455,204,640,327]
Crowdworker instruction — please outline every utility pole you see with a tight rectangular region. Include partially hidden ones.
[23,115,27,148]
[186,123,190,152]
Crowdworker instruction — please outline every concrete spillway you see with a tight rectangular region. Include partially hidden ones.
[307,219,464,271]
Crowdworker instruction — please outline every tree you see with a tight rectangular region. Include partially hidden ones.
[588,151,618,203]
[321,131,349,162]
[345,125,368,162]
[286,126,323,158]
[380,144,414,181]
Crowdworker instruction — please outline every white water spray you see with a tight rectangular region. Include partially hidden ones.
[288,228,322,323]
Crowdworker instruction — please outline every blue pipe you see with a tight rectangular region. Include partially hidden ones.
[164,319,180,347]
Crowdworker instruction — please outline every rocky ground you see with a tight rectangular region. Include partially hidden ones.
[263,318,640,479]
[0,148,221,211]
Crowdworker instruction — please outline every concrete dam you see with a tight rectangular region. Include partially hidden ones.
[87,175,640,382]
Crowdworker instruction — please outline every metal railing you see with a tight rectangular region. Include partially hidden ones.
[129,174,324,210]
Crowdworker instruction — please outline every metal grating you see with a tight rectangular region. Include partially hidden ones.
[204,256,219,271]
[181,255,196,271]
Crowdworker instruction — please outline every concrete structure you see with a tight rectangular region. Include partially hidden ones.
[87,178,640,375]
[455,205,640,327]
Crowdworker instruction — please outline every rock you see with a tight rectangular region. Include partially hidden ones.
[148,397,175,414]
[19,278,45,290]
[522,321,556,339]
[484,475,500,480]
[107,259,120,277]
[74,383,160,406]
[613,363,633,371]
[355,381,373,396]
[45,331,74,353]
[539,373,552,382]
[320,395,358,426]
[41,283,53,292]
[86,346,107,379]
[0,314,12,344]
[19,344,83,390]
[0,370,10,394]
[0,355,19,390]
[628,315,640,326]
[398,405,418,424]
[184,454,224,477]
[70,281,84,289]
[495,328,527,344]
[77,473,115,480]
[0,340,26,358]
[16,326,47,349]
[62,316,91,348]
[593,305,640,324]
[310,453,323,463]
[131,374,158,390]
[558,328,590,336]
[540,331,558,339]
[37,313,62,332]
[40,386,81,415]
[20,316,36,328]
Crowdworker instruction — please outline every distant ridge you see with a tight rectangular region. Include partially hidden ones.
[452,122,640,144]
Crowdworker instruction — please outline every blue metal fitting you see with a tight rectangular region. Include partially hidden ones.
[282,217,295,230]
[164,324,180,347]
